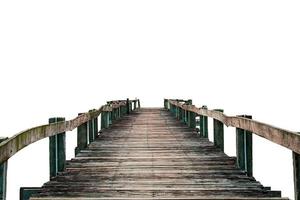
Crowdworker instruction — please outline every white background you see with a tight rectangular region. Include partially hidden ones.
[1,0,300,199]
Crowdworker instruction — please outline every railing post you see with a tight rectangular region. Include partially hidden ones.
[126,98,130,114]
[134,100,137,110]
[75,113,88,155]
[101,112,106,129]
[201,105,209,138]
[236,115,253,177]
[137,99,141,109]
[189,111,196,129]
[93,117,98,139]
[49,117,66,179]
[293,147,300,200]
[88,110,95,144]
[164,99,167,109]
[213,109,224,151]
[0,137,8,200]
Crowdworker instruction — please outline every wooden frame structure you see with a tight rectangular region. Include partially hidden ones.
[165,98,300,200]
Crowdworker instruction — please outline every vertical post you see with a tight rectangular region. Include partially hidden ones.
[0,137,8,200]
[293,151,300,200]
[213,109,224,151]
[101,112,106,129]
[75,114,88,155]
[134,100,137,110]
[236,115,253,177]
[202,106,209,138]
[164,99,167,109]
[138,99,141,109]
[93,117,98,139]
[189,111,196,129]
[126,98,130,114]
[49,117,66,179]
[88,118,94,144]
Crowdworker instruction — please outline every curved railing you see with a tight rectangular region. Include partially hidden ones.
[165,98,300,200]
[0,98,140,200]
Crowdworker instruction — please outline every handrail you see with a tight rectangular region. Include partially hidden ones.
[0,99,140,165]
[168,99,300,155]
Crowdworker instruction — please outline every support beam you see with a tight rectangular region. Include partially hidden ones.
[236,115,253,177]
[202,106,208,138]
[49,117,66,179]
[101,112,106,130]
[0,137,8,200]
[293,151,300,200]
[75,114,88,155]
[93,117,98,139]
[126,98,130,114]
[213,109,224,151]
[20,187,42,200]
[189,111,196,129]
[88,118,94,144]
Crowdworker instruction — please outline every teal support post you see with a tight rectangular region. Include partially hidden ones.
[49,117,65,179]
[293,151,300,200]
[164,99,167,109]
[20,187,42,200]
[199,115,204,137]
[126,98,130,114]
[93,117,98,139]
[75,114,88,155]
[236,115,253,177]
[88,118,94,144]
[213,109,224,151]
[0,137,8,200]
[109,111,112,125]
[189,111,196,129]
[202,106,209,138]
[101,112,106,129]
[181,108,185,123]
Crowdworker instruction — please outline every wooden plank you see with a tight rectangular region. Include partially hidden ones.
[31,108,286,199]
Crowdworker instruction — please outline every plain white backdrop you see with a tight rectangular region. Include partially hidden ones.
[1,0,300,199]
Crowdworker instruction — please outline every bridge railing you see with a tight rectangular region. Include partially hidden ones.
[164,98,300,200]
[0,98,140,200]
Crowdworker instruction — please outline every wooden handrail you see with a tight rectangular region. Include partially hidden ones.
[0,99,139,165]
[168,99,300,155]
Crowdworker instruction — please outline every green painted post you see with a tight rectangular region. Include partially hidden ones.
[189,111,196,129]
[49,117,65,179]
[108,111,112,125]
[199,115,204,137]
[88,118,94,143]
[213,109,224,151]
[0,137,8,200]
[75,114,88,155]
[93,117,98,139]
[164,99,167,109]
[126,98,130,114]
[293,151,300,200]
[101,112,106,129]
[236,115,253,177]
[202,106,209,138]
[20,187,41,200]
[181,107,185,123]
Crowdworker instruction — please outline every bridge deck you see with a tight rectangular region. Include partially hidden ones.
[31,108,286,199]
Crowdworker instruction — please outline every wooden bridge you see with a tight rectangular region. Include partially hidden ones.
[0,98,299,199]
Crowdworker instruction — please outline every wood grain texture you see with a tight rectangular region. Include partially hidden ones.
[31,109,286,199]
[168,99,300,155]
[0,100,139,164]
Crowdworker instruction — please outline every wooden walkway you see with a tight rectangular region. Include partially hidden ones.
[31,108,287,199]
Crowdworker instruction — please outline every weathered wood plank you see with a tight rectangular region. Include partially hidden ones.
[31,108,286,199]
